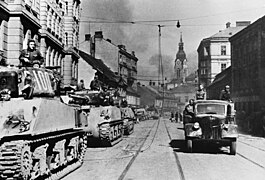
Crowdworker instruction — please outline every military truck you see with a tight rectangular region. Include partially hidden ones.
[183,100,238,155]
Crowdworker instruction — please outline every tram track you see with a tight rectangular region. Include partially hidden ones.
[237,139,265,152]
[220,138,265,171]
[163,120,186,180]
[117,119,160,180]
[237,152,265,169]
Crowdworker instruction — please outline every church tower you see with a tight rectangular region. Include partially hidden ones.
[174,33,188,83]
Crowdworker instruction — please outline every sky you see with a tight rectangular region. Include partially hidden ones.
[79,0,265,82]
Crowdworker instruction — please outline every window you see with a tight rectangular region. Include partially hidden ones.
[200,61,206,67]
[65,2,68,15]
[185,96,189,102]
[65,32,68,45]
[221,45,226,55]
[0,21,4,51]
[221,63,227,71]
[204,46,210,56]
[221,63,226,71]
[197,104,226,115]
[200,68,207,75]
[177,69,180,78]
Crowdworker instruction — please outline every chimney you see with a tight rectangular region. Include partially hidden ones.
[85,34,91,41]
[131,51,135,56]
[94,31,103,39]
[236,21,251,27]
[226,22,231,28]
[118,44,126,50]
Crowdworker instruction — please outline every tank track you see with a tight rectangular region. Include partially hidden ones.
[0,131,87,180]
[99,121,124,146]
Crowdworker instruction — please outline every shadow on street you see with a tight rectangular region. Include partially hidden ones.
[169,139,230,155]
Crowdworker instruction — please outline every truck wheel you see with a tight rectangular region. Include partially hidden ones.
[230,141,236,155]
[187,139,193,153]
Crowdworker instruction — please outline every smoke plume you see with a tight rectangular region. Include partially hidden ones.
[81,0,149,53]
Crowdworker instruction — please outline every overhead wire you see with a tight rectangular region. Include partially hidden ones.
[80,5,265,27]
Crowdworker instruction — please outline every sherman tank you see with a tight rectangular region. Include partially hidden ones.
[0,66,88,179]
[62,89,125,147]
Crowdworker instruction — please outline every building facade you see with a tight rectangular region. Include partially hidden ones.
[169,83,197,113]
[0,0,80,88]
[197,22,250,88]
[230,16,265,113]
[207,66,231,100]
[89,31,139,106]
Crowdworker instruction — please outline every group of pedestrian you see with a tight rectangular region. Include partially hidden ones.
[170,112,182,122]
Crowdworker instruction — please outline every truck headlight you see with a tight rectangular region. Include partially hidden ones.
[222,124,229,130]
[193,122,200,130]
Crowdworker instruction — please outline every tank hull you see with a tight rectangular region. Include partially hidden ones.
[0,98,88,179]
[86,106,124,146]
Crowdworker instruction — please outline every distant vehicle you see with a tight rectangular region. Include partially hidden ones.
[135,108,148,121]
[183,100,238,155]
[146,106,159,120]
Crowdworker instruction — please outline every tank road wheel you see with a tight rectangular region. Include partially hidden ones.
[110,130,114,141]
[187,139,193,153]
[21,145,33,179]
[230,141,237,155]
[31,160,41,179]
[78,134,87,162]
[50,152,60,170]
[66,146,75,162]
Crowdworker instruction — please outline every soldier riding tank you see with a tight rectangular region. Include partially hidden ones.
[0,65,88,180]
[62,88,126,147]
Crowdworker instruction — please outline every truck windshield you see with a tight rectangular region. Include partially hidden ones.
[196,104,226,115]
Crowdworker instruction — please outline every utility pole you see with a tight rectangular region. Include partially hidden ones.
[157,21,180,117]
[158,25,164,117]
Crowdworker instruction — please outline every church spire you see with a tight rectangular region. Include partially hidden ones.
[179,32,184,51]
[176,32,186,62]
